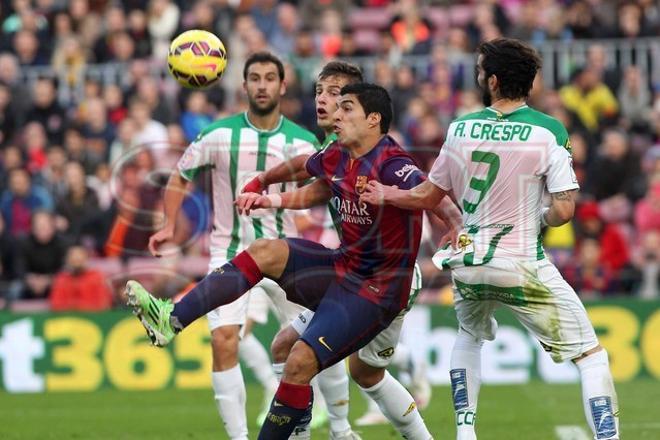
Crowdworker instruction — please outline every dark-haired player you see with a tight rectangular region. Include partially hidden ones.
[127,83,445,439]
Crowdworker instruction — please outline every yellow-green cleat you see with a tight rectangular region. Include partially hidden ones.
[125,280,176,347]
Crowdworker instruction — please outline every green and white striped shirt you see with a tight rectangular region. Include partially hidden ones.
[177,112,320,261]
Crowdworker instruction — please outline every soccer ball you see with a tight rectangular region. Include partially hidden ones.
[167,30,227,89]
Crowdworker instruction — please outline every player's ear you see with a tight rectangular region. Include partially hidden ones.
[488,74,498,92]
[242,81,247,94]
[367,112,381,129]
[279,80,287,97]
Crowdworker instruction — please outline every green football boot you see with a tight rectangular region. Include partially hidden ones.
[125,280,177,347]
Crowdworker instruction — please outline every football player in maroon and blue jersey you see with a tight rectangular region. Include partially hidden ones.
[125,83,458,439]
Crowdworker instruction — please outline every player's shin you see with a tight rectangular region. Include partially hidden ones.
[575,349,620,440]
[257,381,313,440]
[318,361,351,434]
[360,371,432,440]
[212,366,248,440]
[450,329,483,440]
[172,251,263,329]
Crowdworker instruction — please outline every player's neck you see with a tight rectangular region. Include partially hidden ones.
[246,109,281,132]
[347,133,384,159]
[489,98,528,115]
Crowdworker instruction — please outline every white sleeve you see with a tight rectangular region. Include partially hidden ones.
[177,134,214,181]
[546,145,579,193]
[288,139,318,160]
[428,144,452,191]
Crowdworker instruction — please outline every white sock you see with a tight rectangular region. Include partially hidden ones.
[212,365,248,440]
[360,387,382,414]
[311,377,327,411]
[318,361,351,433]
[360,371,432,440]
[272,362,284,382]
[576,350,619,440]
[239,333,278,394]
[450,329,483,440]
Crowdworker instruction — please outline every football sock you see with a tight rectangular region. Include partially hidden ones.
[172,251,262,328]
[360,371,431,440]
[212,365,248,440]
[257,381,313,440]
[318,361,351,433]
[360,387,382,414]
[576,350,620,439]
[450,328,483,440]
[239,334,278,394]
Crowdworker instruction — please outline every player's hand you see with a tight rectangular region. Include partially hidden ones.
[241,174,266,194]
[236,192,271,216]
[438,226,461,250]
[360,181,398,205]
[148,227,174,258]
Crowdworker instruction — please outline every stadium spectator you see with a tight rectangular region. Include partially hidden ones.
[147,0,180,61]
[26,78,65,144]
[14,210,67,300]
[51,36,88,88]
[389,0,432,55]
[583,129,645,201]
[560,67,620,134]
[269,3,299,56]
[0,81,16,146]
[0,168,53,237]
[0,215,18,301]
[49,245,113,311]
[634,230,660,299]
[634,181,660,236]
[564,238,615,298]
[0,54,30,123]
[56,161,102,244]
[37,146,69,201]
[180,91,212,143]
[574,201,630,277]
[618,65,653,131]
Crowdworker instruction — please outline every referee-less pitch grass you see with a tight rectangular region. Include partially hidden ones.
[0,381,657,439]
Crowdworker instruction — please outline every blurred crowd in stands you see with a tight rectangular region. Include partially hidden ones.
[0,0,659,310]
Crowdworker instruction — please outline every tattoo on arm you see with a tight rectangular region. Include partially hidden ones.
[552,190,574,201]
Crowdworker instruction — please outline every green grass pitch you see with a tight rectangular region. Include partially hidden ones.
[1,380,657,439]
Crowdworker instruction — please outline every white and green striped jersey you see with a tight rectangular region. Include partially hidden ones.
[429,105,578,267]
[177,112,320,260]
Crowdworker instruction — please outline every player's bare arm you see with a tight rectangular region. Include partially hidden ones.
[430,197,463,249]
[148,171,189,257]
[542,189,577,227]
[237,179,331,215]
[242,154,312,193]
[361,179,447,210]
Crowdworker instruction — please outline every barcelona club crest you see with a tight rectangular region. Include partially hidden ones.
[355,176,368,194]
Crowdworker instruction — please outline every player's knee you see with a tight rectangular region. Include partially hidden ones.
[348,352,384,388]
[247,238,287,276]
[211,325,240,369]
[271,325,298,363]
[282,340,319,384]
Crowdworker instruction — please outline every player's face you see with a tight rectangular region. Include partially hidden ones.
[315,75,349,132]
[244,62,286,116]
[333,94,369,148]
[476,55,492,106]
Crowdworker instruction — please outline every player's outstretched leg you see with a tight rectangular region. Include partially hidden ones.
[574,347,619,440]
[450,329,483,440]
[350,354,432,440]
[126,239,288,345]
[125,280,176,346]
